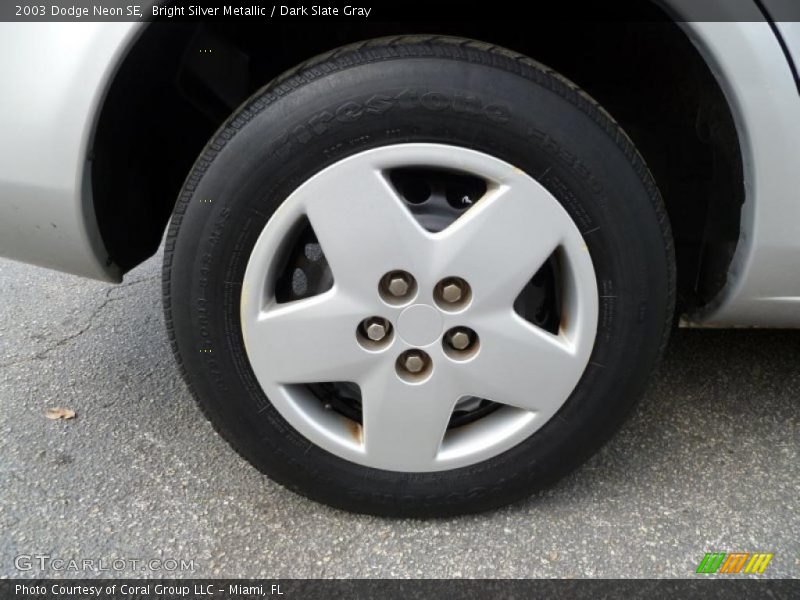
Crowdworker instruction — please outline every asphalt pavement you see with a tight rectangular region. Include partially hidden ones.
[0,250,797,578]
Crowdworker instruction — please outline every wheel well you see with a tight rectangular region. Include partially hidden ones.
[92,6,743,313]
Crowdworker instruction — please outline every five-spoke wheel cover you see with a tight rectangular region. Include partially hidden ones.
[241,144,598,472]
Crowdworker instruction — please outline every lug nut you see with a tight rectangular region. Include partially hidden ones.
[443,327,479,358]
[380,270,417,304]
[435,277,472,310]
[448,329,472,350]
[442,283,463,304]
[396,349,432,380]
[357,317,393,348]
[366,319,388,341]
[387,275,410,297]
[404,353,425,373]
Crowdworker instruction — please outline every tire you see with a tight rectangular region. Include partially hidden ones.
[163,36,675,517]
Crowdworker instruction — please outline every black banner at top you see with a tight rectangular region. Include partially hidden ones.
[2,0,800,23]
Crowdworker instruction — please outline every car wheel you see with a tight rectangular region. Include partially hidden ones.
[163,37,675,516]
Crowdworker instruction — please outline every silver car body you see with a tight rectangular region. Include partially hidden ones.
[0,12,799,326]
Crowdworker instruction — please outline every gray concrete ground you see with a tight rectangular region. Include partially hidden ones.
[0,251,797,579]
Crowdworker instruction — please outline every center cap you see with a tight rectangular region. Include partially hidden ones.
[397,304,443,346]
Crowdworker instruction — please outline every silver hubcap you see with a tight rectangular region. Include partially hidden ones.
[241,144,598,472]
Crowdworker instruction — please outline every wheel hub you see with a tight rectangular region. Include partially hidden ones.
[396,304,443,347]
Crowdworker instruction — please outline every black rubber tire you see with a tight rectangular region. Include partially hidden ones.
[163,36,675,517]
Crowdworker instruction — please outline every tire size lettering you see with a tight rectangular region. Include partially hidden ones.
[278,89,511,147]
